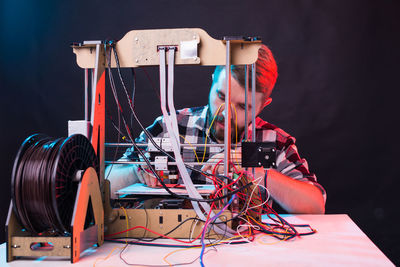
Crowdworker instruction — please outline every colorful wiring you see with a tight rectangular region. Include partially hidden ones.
[102,42,317,267]
[104,166,316,266]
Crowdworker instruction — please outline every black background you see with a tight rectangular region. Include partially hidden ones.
[1,0,399,264]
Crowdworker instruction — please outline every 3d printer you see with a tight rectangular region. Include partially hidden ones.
[6,28,286,263]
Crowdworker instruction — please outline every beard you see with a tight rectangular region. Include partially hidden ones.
[207,107,244,144]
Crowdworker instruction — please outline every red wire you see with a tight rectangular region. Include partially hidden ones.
[105,225,204,244]
[105,195,222,244]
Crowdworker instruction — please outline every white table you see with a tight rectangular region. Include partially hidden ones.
[1,214,394,267]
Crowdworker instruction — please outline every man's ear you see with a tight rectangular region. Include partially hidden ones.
[263,97,272,108]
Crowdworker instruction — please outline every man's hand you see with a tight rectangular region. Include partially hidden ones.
[138,166,161,187]
[201,149,242,175]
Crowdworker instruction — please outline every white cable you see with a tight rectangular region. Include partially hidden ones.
[159,48,205,211]
[238,215,259,229]
[167,49,181,147]
[244,174,271,212]
[236,224,259,243]
[190,217,200,240]
[165,50,209,222]
[158,48,234,236]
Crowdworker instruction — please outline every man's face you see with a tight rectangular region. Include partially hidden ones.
[208,69,270,143]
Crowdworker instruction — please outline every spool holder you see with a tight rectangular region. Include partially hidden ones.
[6,167,104,263]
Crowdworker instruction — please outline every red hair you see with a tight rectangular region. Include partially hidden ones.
[213,44,278,99]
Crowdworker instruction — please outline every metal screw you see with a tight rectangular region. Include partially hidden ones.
[135,59,139,63]
[64,245,71,249]
[12,244,20,248]
[265,155,269,160]
[258,162,262,166]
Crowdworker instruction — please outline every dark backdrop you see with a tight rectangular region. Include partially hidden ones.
[1,0,399,264]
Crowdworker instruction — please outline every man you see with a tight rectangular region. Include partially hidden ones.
[107,44,326,214]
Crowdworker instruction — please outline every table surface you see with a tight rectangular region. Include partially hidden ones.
[1,214,394,267]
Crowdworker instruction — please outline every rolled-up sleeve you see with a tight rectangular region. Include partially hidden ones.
[276,136,327,203]
[121,115,165,160]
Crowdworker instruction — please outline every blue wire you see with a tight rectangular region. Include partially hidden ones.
[200,194,236,267]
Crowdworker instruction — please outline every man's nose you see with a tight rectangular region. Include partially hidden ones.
[221,105,234,120]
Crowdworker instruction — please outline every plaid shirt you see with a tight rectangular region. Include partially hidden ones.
[122,105,326,199]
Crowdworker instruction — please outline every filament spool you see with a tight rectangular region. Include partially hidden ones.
[11,134,99,235]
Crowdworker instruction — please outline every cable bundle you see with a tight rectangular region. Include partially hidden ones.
[101,41,317,266]
[11,133,98,235]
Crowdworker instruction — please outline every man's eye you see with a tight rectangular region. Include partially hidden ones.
[217,92,225,100]
[238,104,246,110]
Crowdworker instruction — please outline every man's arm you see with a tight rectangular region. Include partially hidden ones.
[254,167,325,214]
[202,152,326,214]
[106,164,140,199]
[106,115,166,198]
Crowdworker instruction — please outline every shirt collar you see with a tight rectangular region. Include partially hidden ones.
[193,105,209,131]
